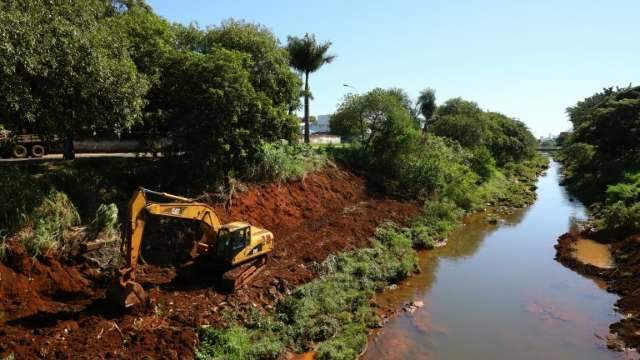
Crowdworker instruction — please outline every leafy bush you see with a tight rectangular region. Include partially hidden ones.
[469,146,496,181]
[249,142,327,182]
[598,202,640,235]
[606,172,640,204]
[409,200,464,248]
[197,324,284,360]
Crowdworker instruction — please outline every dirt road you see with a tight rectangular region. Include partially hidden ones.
[0,153,158,163]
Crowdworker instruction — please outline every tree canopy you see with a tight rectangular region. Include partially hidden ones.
[0,0,149,158]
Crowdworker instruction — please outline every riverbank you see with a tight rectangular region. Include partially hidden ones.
[364,160,623,360]
[556,230,640,351]
[0,165,419,359]
[196,156,548,359]
[0,155,547,359]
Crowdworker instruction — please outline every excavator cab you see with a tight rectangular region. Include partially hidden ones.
[217,226,251,258]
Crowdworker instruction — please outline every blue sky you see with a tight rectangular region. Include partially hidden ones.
[147,0,639,137]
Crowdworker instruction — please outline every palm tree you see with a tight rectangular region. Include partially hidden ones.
[286,33,335,143]
[416,88,437,132]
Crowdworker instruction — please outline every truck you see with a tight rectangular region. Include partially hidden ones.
[0,130,60,158]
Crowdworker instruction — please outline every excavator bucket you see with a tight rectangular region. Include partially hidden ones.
[106,278,146,308]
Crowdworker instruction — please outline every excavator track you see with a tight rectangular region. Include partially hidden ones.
[221,256,268,291]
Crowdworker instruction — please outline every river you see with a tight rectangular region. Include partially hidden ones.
[363,160,627,359]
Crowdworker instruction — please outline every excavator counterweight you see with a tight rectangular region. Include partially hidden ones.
[107,188,274,308]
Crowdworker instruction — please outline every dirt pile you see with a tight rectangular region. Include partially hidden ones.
[556,231,640,351]
[0,165,419,359]
[0,245,94,321]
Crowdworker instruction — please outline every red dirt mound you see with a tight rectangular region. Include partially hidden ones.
[0,166,419,359]
[0,245,93,322]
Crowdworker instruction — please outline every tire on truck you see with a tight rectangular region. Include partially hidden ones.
[31,144,46,158]
[12,144,28,158]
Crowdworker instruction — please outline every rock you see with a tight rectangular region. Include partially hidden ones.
[412,300,424,308]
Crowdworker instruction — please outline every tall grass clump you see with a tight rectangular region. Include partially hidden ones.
[23,191,80,258]
[250,142,327,182]
[0,229,8,261]
[88,203,119,240]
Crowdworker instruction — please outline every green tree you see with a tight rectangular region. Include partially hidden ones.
[155,48,299,187]
[0,0,149,159]
[558,85,640,202]
[429,97,536,166]
[330,88,414,149]
[416,88,437,131]
[437,97,483,118]
[286,33,336,143]
[206,20,302,113]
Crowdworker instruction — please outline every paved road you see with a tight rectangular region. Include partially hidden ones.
[0,152,158,163]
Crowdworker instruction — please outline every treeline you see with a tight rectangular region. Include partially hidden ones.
[0,0,314,182]
[557,85,640,236]
[330,87,539,208]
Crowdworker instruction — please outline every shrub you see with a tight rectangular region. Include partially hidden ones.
[197,326,252,360]
[469,146,496,181]
[606,172,640,204]
[598,201,640,235]
[409,199,464,248]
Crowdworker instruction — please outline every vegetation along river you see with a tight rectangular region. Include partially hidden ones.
[364,160,628,359]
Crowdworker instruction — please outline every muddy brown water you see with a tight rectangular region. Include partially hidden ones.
[364,160,628,359]
[572,239,615,269]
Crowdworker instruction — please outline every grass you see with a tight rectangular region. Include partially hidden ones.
[196,223,417,360]
[22,191,80,258]
[87,203,119,240]
[249,142,328,182]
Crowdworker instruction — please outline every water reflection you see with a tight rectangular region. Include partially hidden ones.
[364,161,624,360]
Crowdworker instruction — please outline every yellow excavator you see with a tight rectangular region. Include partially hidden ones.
[107,188,274,308]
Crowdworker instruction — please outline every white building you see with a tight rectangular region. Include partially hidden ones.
[299,114,332,134]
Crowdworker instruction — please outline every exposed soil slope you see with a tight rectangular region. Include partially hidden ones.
[0,166,419,359]
[556,231,640,351]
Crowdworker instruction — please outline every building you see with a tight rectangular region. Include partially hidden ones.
[299,114,332,135]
